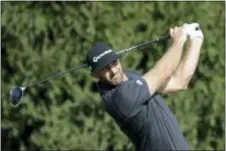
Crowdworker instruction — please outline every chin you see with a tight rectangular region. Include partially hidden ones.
[111,78,123,86]
[112,82,120,86]
[109,73,124,86]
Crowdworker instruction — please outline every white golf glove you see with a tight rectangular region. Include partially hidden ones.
[182,23,204,40]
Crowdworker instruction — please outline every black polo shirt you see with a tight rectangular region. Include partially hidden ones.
[96,71,189,150]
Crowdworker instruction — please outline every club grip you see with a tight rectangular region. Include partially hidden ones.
[157,34,170,41]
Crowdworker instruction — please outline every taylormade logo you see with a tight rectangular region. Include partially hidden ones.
[93,49,112,63]
[136,80,143,85]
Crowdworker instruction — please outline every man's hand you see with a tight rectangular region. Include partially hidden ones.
[184,23,204,40]
[169,25,188,44]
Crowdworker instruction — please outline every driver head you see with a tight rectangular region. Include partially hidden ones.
[9,87,25,107]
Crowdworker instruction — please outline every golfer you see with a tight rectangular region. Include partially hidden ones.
[86,23,204,150]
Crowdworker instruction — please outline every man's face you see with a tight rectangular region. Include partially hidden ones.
[93,59,124,86]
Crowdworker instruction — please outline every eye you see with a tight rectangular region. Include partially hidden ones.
[100,65,110,72]
[111,60,118,66]
[100,67,108,72]
[100,60,118,72]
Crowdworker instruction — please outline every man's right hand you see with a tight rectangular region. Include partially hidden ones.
[169,25,188,44]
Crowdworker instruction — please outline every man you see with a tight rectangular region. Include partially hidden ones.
[86,23,204,150]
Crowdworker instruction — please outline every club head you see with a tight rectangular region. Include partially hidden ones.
[9,86,26,107]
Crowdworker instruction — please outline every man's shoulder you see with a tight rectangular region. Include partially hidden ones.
[125,70,143,78]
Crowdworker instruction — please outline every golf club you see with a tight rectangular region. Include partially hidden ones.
[9,34,170,107]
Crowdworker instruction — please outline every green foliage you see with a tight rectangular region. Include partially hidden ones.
[1,1,225,150]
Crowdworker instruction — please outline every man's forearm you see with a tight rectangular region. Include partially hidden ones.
[154,41,185,78]
[173,38,203,88]
[143,40,185,95]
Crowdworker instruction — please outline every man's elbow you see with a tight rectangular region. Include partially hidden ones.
[180,74,193,90]
[180,84,189,91]
[158,75,190,94]
[160,84,188,94]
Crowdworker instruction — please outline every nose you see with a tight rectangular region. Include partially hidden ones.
[109,65,117,74]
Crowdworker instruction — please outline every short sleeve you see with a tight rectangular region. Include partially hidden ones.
[103,77,152,118]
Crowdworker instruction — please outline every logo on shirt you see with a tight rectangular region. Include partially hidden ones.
[136,80,143,85]
[93,49,112,63]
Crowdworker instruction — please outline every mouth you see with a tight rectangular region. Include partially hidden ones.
[111,73,122,84]
[111,73,119,80]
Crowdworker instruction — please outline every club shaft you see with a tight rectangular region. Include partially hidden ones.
[117,34,170,54]
[25,34,170,88]
[26,64,88,88]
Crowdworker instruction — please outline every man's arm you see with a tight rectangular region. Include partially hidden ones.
[158,23,204,94]
[142,25,187,96]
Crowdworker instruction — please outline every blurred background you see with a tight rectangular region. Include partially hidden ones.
[1,1,225,150]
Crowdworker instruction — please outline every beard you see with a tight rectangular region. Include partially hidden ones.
[109,70,125,86]
[110,74,122,85]
[101,70,124,86]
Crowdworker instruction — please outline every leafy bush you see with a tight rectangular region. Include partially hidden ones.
[1,1,224,150]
